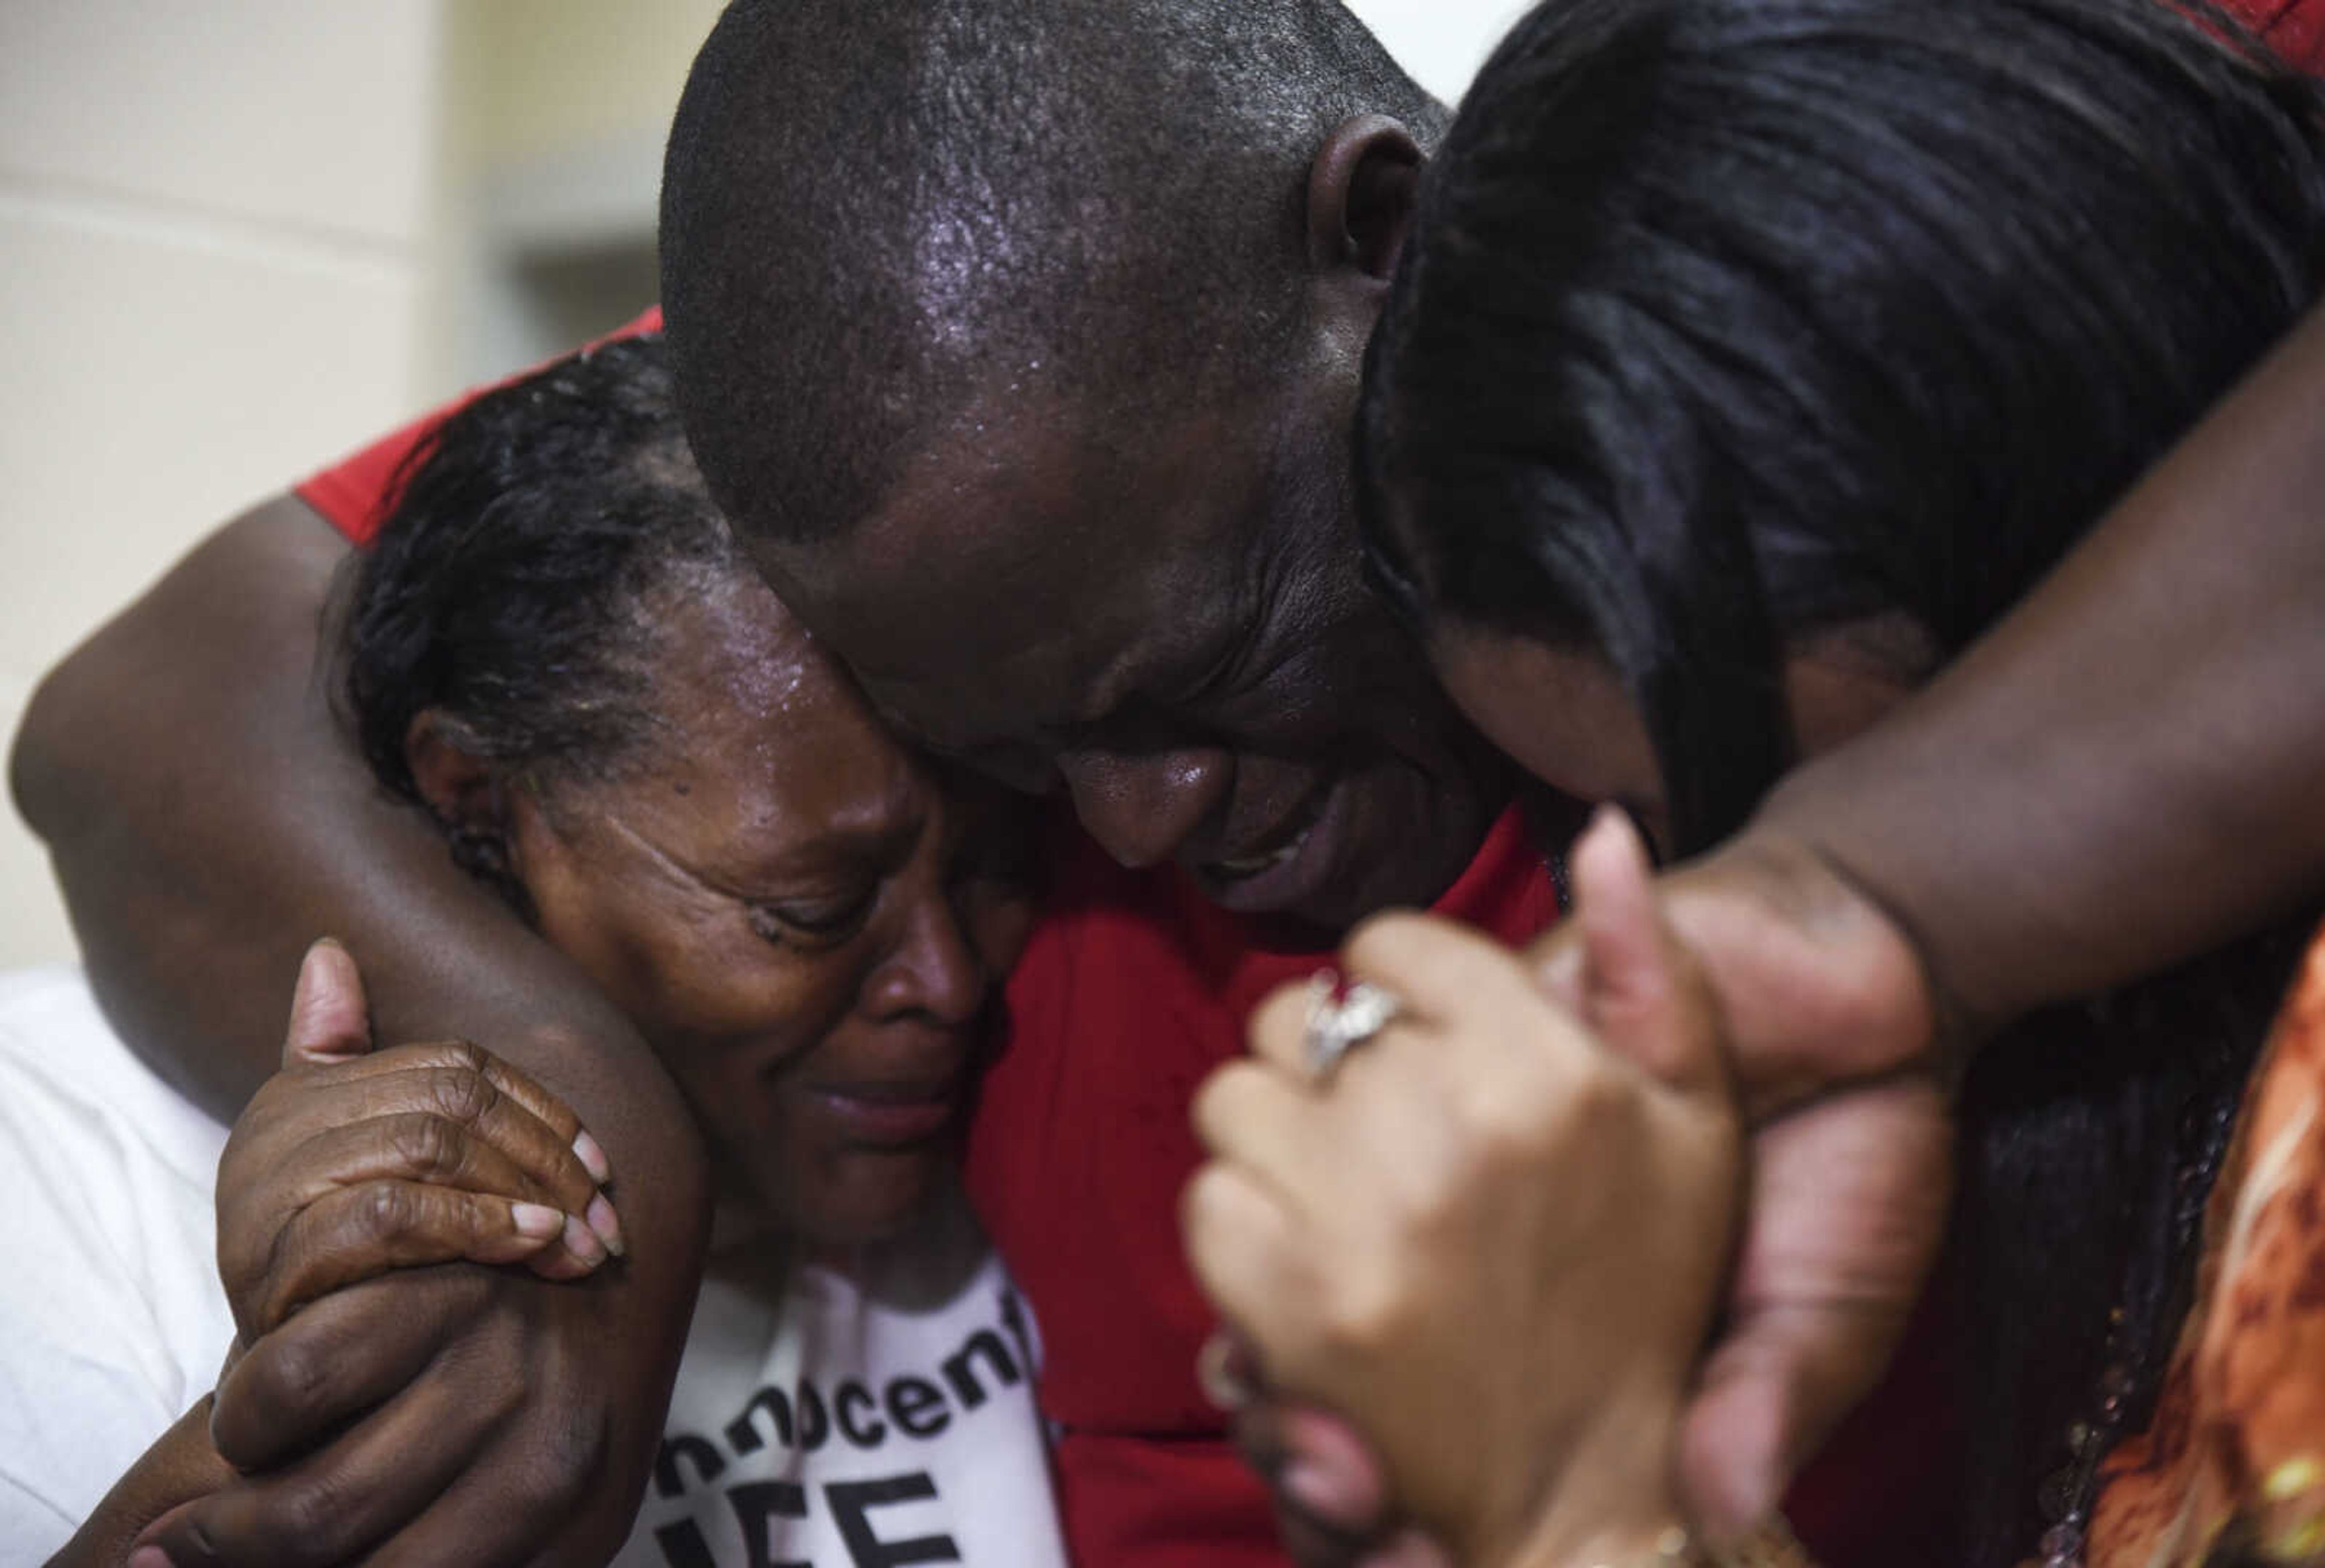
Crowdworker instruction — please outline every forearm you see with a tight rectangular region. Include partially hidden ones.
[1753,301,2325,1038]
[16,495,698,1144]
[13,496,710,1547]
[49,1397,229,1568]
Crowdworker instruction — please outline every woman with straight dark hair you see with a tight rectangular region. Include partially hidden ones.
[1187,1,2325,1564]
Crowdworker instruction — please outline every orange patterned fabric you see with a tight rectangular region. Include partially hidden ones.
[2088,926,2325,1566]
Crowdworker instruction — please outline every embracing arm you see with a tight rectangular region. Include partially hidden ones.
[48,1398,234,1568]
[1594,298,2325,1538]
[1225,308,2325,1561]
[10,494,710,1561]
[1755,300,2325,1038]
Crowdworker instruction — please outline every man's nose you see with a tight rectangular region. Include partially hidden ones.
[1056,748,1232,869]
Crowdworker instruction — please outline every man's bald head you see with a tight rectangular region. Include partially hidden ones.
[660,0,1442,547]
[662,1,1501,931]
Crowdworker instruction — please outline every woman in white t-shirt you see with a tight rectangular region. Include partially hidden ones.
[39,336,1066,1567]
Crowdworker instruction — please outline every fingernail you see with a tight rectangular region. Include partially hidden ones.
[510,1202,563,1241]
[585,1191,627,1258]
[1279,1455,1342,1518]
[1196,1330,1260,1411]
[312,935,346,954]
[572,1128,612,1185]
[129,1548,175,1568]
[561,1212,608,1269]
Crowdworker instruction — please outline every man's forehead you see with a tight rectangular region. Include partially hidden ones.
[781,525,1234,745]
[760,409,1268,731]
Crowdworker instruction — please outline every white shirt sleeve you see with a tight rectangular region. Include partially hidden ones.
[0,967,233,1564]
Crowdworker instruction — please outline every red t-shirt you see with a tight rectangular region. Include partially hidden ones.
[297,341,1955,1563]
[294,305,666,543]
[2241,0,2325,68]
[964,814,1957,1568]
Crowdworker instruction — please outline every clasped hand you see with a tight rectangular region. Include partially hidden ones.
[1186,809,1746,1567]
[131,942,649,1567]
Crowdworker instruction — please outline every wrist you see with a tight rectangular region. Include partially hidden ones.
[1735,797,1973,1067]
[1492,1404,1687,1568]
[1672,827,1954,1116]
[1508,1515,1818,1568]
[1506,1520,1692,1568]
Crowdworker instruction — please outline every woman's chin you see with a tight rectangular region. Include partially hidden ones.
[775,1145,946,1251]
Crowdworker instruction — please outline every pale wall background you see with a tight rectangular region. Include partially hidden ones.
[0,0,1526,967]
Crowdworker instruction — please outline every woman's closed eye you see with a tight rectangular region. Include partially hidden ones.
[747,886,879,950]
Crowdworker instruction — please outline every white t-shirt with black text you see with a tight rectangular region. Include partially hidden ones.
[621,1198,1067,1568]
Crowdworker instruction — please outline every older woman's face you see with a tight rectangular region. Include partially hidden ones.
[504,574,1036,1249]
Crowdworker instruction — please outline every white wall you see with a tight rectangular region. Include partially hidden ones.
[0,1,441,965]
[0,0,1528,969]
[1350,0,1532,105]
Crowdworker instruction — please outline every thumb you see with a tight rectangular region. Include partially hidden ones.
[1677,1078,1951,1534]
[1676,1296,1921,1538]
[1570,805,1722,1093]
[284,937,373,1069]
[1675,1306,1844,1533]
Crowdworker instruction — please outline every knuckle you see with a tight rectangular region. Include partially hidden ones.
[1466,1064,1588,1157]
[253,1331,335,1421]
[1179,1163,1244,1263]
[272,1469,352,1549]
[1569,1061,1634,1125]
[1189,1066,1247,1147]
[216,1233,264,1305]
[389,1112,467,1181]
[1344,909,1437,969]
[167,1509,228,1566]
[354,1179,420,1240]
[1339,914,1405,976]
[249,1271,304,1340]
[535,1084,581,1135]
[1316,1268,1403,1359]
[497,1060,574,1128]
[441,1038,493,1076]
[430,1061,503,1128]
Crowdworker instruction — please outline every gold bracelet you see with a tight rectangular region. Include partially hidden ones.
[1591,1517,1818,1568]
[1589,1525,1695,1567]
[1713,1515,1818,1568]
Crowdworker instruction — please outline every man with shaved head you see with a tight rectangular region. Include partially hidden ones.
[662,0,1503,933]
[652,4,1950,1561]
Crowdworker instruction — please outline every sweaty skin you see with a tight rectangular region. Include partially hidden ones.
[17,194,2325,1568]
[10,496,707,1564]
[1232,301,2325,1552]
[751,120,1513,939]
[1752,301,2325,1044]
[47,544,1040,1566]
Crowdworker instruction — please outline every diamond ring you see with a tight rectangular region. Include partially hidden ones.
[1301,972,1402,1081]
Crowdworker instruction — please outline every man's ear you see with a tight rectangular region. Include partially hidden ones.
[404,710,507,843]
[1306,114,1425,278]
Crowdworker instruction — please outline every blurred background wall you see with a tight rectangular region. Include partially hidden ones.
[0,0,1525,967]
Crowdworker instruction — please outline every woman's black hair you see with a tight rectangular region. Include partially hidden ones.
[337,334,740,905]
[1356,2,2325,1561]
[1360,0,2325,854]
